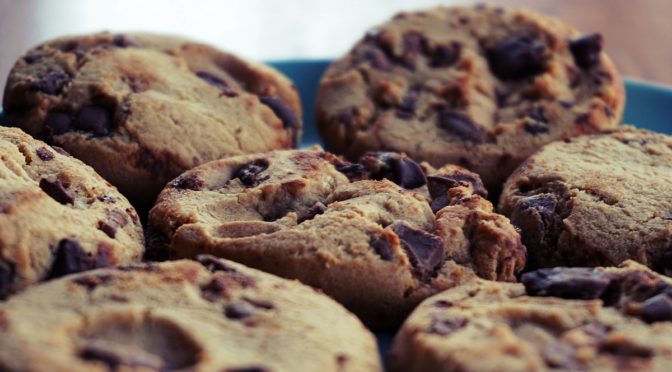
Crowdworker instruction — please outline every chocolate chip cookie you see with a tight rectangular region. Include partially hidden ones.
[0,256,382,371]
[316,5,624,192]
[0,127,143,299]
[500,128,672,272]
[3,32,301,204]
[147,147,525,329]
[389,260,672,371]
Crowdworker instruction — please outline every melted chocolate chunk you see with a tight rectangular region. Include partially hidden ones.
[437,110,487,143]
[428,316,468,335]
[363,48,391,70]
[487,36,548,80]
[169,174,204,191]
[36,147,55,161]
[521,267,612,300]
[39,178,74,205]
[44,112,73,137]
[49,238,110,278]
[638,294,672,323]
[427,172,487,212]
[74,106,112,137]
[225,367,269,372]
[196,71,238,97]
[97,195,116,203]
[98,210,129,238]
[196,255,239,273]
[371,236,394,261]
[225,302,255,319]
[0,261,15,299]
[396,86,421,119]
[390,222,444,280]
[359,152,426,189]
[259,96,299,133]
[297,202,327,223]
[524,122,549,135]
[334,162,368,181]
[28,72,70,95]
[233,159,270,187]
[24,51,42,64]
[427,42,461,68]
[569,34,603,69]
[112,34,136,48]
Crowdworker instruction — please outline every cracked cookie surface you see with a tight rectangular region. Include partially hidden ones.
[0,256,381,372]
[0,127,143,299]
[147,147,525,329]
[316,5,624,192]
[3,32,301,203]
[500,128,672,272]
[389,261,672,372]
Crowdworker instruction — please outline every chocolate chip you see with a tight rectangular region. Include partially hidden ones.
[399,33,424,69]
[225,367,269,372]
[638,294,672,323]
[427,172,488,212]
[49,238,110,278]
[363,48,391,71]
[24,51,42,64]
[169,174,204,191]
[259,96,299,133]
[487,36,548,80]
[396,86,421,119]
[359,152,427,189]
[98,210,129,238]
[196,255,239,273]
[428,316,467,335]
[390,222,444,280]
[334,162,368,181]
[74,106,112,137]
[39,178,74,205]
[297,202,327,223]
[371,237,394,261]
[196,71,238,97]
[36,147,54,161]
[80,343,164,370]
[112,34,136,48]
[427,42,461,68]
[527,107,547,123]
[233,159,269,187]
[28,72,70,95]
[524,122,549,135]
[434,299,453,308]
[437,110,487,143]
[600,340,654,358]
[97,195,116,203]
[0,261,15,299]
[569,34,603,69]
[44,112,73,137]
[521,267,612,300]
[225,302,255,319]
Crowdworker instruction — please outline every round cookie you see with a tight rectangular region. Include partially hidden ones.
[147,146,526,329]
[499,128,672,272]
[389,261,672,372]
[0,255,382,371]
[3,32,301,204]
[0,127,143,299]
[316,5,624,192]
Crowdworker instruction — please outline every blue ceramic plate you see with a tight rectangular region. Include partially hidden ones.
[1,60,672,361]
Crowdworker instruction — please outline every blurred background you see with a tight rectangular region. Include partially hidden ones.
[1,0,670,101]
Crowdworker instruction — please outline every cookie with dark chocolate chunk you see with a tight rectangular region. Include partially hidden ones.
[147,146,525,329]
[317,5,624,193]
[0,127,143,298]
[3,32,302,204]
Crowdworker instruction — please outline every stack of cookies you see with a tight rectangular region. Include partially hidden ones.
[0,4,670,371]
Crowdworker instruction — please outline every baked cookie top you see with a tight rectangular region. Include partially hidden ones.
[147,147,525,329]
[0,127,143,299]
[0,256,382,372]
[317,5,624,191]
[389,260,672,372]
[3,32,301,202]
[500,128,672,271]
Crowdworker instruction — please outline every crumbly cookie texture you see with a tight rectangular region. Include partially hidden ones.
[500,127,672,272]
[0,256,382,372]
[0,127,143,299]
[3,32,301,203]
[147,146,525,329]
[389,260,672,372]
[317,5,624,192]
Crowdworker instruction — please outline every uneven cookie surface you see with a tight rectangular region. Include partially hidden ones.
[317,5,624,191]
[0,256,381,371]
[389,261,672,372]
[148,147,525,328]
[0,127,143,299]
[3,32,301,203]
[500,128,672,271]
